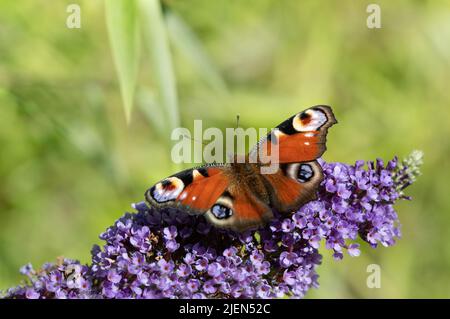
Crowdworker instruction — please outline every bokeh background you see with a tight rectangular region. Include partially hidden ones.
[1,0,449,297]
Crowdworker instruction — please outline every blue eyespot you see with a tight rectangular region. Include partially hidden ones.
[211,204,233,219]
[297,164,314,182]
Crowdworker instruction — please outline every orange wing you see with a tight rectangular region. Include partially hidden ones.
[262,161,323,213]
[250,105,337,163]
[145,166,228,215]
[145,165,273,231]
[204,185,273,232]
[177,168,229,213]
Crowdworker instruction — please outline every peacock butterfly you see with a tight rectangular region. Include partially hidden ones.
[145,105,337,231]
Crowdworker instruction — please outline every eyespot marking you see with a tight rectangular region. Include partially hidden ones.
[299,111,312,125]
[207,194,234,220]
[211,204,233,219]
[297,164,314,182]
[293,109,328,132]
[284,163,315,183]
[150,177,184,203]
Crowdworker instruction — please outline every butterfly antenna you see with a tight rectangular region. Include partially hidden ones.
[182,134,207,146]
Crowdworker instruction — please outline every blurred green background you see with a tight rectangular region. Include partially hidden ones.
[1,0,449,297]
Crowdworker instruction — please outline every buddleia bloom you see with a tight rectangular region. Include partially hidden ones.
[2,151,423,299]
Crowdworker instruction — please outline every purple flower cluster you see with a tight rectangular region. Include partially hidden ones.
[2,152,422,299]
[89,206,319,299]
[300,157,402,260]
[4,259,93,299]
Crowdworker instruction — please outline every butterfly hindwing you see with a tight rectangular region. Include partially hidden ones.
[262,160,323,213]
[204,185,273,231]
[252,105,337,163]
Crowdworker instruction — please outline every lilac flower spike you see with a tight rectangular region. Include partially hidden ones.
[2,151,423,299]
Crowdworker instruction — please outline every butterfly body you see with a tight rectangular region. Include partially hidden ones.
[145,105,337,231]
[228,161,270,201]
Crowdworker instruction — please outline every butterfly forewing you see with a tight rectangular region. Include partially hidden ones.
[145,165,228,215]
[251,105,337,163]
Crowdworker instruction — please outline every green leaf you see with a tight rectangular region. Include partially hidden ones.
[105,0,140,123]
[139,0,180,133]
[137,88,168,139]
[166,11,227,94]
[137,89,184,173]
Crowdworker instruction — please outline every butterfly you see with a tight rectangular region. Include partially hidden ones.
[145,105,337,232]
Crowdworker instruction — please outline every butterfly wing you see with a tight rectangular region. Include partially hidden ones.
[250,105,336,213]
[145,165,273,231]
[251,105,337,163]
[262,160,323,213]
[204,184,273,231]
[145,165,228,215]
